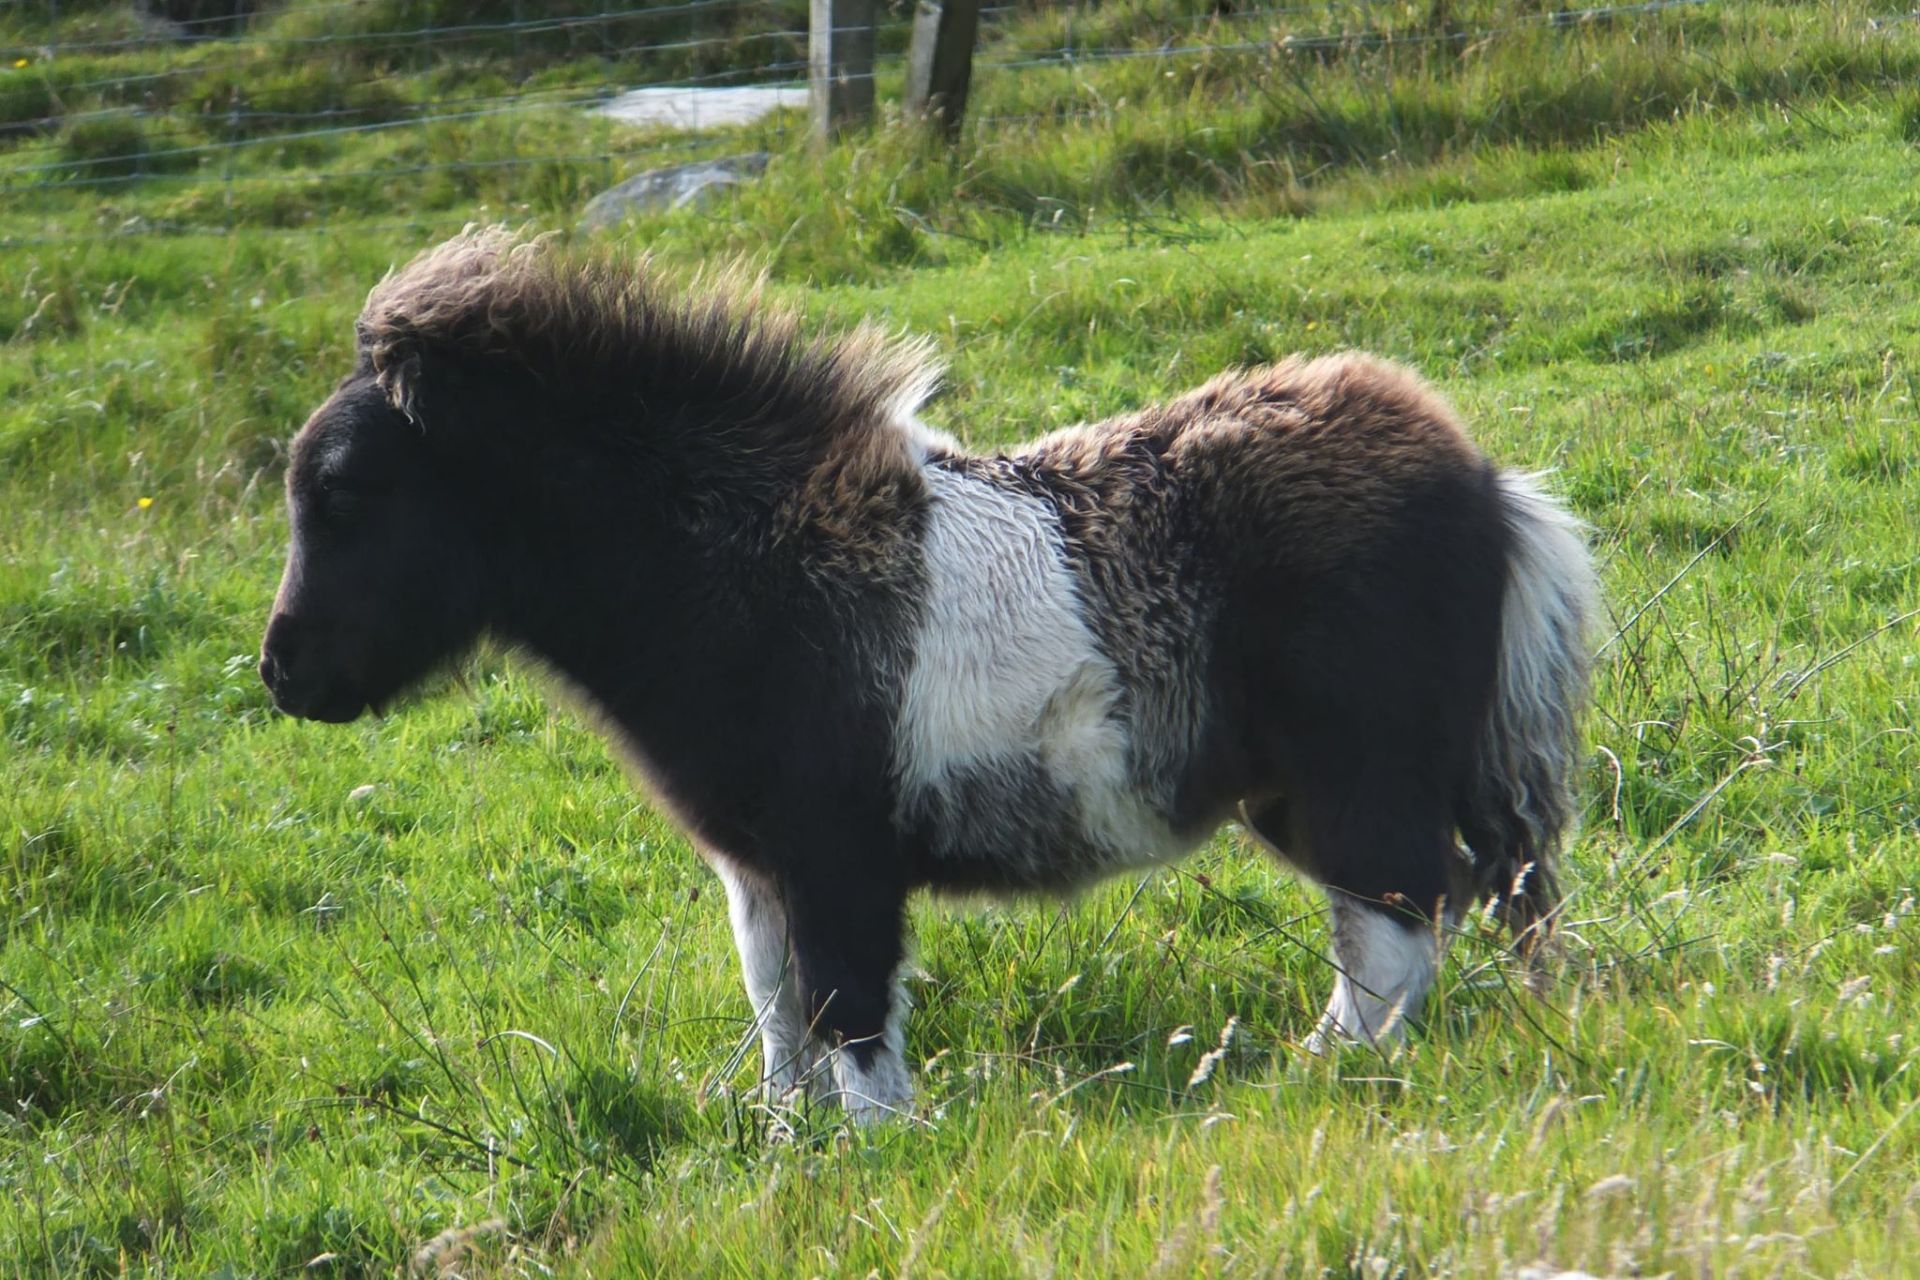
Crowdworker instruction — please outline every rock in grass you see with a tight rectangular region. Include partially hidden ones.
[579,153,769,230]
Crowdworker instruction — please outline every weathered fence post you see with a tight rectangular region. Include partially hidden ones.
[904,0,982,136]
[810,0,877,145]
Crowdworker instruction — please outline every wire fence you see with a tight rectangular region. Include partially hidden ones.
[0,0,1730,246]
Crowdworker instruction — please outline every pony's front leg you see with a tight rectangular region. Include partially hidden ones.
[821,970,911,1123]
[713,858,825,1102]
[782,867,914,1124]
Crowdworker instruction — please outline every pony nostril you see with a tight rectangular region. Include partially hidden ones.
[260,615,303,698]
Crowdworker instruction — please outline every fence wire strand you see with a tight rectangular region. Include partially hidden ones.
[2,0,1720,247]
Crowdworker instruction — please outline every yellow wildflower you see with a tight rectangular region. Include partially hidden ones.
[12,58,27,70]
[137,496,154,510]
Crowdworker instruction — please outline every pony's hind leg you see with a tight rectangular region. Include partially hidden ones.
[713,858,825,1101]
[1242,792,1460,1052]
[1308,891,1447,1052]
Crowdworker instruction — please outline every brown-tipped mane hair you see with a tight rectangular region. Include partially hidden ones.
[355,225,938,451]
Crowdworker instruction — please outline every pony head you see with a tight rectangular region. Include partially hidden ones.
[259,370,492,722]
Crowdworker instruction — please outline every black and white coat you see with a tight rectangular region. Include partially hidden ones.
[261,229,1598,1121]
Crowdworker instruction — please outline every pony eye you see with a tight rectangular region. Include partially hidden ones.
[323,489,360,520]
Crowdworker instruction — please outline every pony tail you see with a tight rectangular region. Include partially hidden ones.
[1464,470,1598,952]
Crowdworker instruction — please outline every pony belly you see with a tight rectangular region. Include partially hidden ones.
[897,628,1192,889]
[903,755,1187,892]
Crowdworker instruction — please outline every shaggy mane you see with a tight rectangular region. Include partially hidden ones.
[356,225,940,442]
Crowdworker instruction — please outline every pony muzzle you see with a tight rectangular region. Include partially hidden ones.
[259,615,367,723]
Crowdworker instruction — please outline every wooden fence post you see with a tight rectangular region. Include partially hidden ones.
[904,0,982,136]
[810,0,877,145]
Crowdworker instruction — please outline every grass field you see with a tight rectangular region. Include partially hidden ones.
[5,2,1920,1275]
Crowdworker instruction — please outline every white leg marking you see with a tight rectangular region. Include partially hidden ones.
[1306,892,1442,1053]
[715,861,822,1098]
[824,968,913,1124]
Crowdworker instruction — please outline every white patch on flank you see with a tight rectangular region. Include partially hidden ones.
[824,967,914,1124]
[1306,892,1443,1053]
[714,860,822,1098]
[897,412,962,461]
[895,466,1180,875]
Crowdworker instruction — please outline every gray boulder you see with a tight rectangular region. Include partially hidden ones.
[580,152,769,230]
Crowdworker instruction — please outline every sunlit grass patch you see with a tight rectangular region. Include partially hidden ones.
[4,2,1920,1275]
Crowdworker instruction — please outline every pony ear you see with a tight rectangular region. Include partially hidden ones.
[356,318,429,425]
[361,335,517,453]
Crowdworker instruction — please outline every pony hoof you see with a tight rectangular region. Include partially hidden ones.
[1302,1017,1383,1058]
[833,1091,915,1126]
[1303,1026,1359,1057]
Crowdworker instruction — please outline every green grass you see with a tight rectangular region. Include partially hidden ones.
[5,2,1920,1276]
